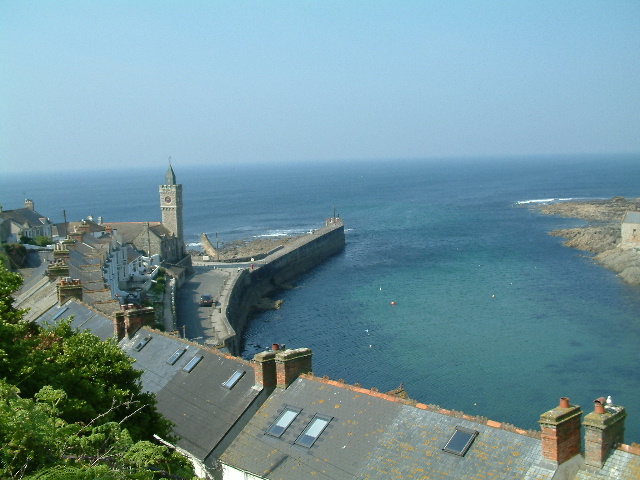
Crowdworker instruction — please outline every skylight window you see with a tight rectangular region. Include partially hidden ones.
[266,407,301,438]
[222,370,245,389]
[52,307,69,321]
[167,348,187,365]
[134,336,152,352]
[442,427,478,456]
[183,355,203,372]
[295,415,332,448]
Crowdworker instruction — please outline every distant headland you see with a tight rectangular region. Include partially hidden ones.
[534,197,640,287]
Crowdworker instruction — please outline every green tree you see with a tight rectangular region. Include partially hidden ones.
[0,380,195,479]
[20,235,35,245]
[0,264,195,479]
[34,236,52,247]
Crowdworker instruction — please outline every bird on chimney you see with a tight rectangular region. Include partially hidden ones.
[606,396,613,407]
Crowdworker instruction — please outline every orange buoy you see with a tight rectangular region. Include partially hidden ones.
[391,301,396,306]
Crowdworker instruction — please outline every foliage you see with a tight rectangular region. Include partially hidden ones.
[0,249,10,269]
[0,264,195,479]
[34,236,52,247]
[0,380,195,479]
[2,243,28,269]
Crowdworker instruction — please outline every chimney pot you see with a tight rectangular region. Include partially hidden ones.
[583,401,627,468]
[272,343,280,351]
[560,397,570,408]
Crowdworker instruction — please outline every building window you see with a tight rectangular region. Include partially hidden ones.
[442,427,478,456]
[295,415,332,448]
[167,348,187,365]
[134,336,152,352]
[266,407,301,438]
[222,370,245,389]
[183,355,204,372]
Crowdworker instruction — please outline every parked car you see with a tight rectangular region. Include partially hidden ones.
[199,294,214,307]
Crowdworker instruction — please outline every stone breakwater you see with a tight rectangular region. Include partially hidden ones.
[536,197,640,287]
[211,220,346,355]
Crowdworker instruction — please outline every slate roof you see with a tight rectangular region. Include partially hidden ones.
[17,280,58,323]
[15,251,51,295]
[104,222,170,244]
[623,211,640,224]
[27,296,267,464]
[36,299,116,341]
[220,375,557,480]
[576,447,640,480]
[120,328,264,461]
[55,219,107,238]
[0,207,52,228]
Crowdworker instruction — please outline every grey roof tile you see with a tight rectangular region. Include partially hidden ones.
[36,299,116,341]
[121,328,262,460]
[220,375,556,480]
[623,211,640,224]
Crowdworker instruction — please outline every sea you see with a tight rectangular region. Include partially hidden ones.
[2,154,639,440]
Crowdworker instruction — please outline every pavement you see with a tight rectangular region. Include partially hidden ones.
[175,265,233,346]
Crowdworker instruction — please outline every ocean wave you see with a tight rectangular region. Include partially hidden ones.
[254,228,309,238]
[187,242,202,248]
[515,197,582,205]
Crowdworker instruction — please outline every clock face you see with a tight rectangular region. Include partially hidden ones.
[164,196,172,203]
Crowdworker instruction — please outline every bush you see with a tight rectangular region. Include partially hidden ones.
[35,236,52,247]
[2,243,28,269]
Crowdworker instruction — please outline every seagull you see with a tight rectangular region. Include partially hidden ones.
[365,329,369,335]
[606,396,613,407]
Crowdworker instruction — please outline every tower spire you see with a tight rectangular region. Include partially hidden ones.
[165,157,176,185]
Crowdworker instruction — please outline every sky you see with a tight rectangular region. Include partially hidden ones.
[1,1,639,173]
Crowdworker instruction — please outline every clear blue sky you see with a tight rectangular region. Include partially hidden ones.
[1,1,639,173]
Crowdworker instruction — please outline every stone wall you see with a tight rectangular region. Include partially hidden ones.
[219,222,345,355]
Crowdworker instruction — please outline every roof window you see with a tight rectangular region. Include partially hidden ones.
[295,415,332,448]
[134,336,152,352]
[222,370,245,389]
[266,407,301,438]
[51,307,69,321]
[167,348,187,365]
[183,355,204,372]
[442,427,478,456]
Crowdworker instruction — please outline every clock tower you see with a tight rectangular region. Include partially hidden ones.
[160,163,184,254]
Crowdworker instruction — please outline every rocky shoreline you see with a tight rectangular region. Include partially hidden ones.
[188,235,302,261]
[535,197,640,287]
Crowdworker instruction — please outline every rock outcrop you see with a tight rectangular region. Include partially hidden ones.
[536,197,640,287]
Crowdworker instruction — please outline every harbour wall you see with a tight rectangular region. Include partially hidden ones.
[215,219,345,355]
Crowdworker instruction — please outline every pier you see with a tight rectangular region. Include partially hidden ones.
[176,218,345,354]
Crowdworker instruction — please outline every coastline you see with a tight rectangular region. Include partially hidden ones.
[536,197,640,287]
[206,219,346,355]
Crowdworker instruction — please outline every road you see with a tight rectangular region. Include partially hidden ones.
[175,265,230,345]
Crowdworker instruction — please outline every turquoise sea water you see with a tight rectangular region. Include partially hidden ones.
[2,154,639,439]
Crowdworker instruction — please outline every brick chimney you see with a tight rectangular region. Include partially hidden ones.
[583,397,627,468]
[252,350,277,389]
[113,304,155,341]
[275,347,313,388]
[68,229,84,243]
[57,278,83,304]
[53,242,71,260]
[539,397,583,464]
[77,220,93,233]
[47,259,69,280]
[24,199,34,210]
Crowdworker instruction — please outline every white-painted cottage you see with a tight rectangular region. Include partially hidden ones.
[621,211,640,244]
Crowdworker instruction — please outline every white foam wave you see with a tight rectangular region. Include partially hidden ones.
[187,242,202,248]
[516,197,580,205]
[255,228,308,238]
